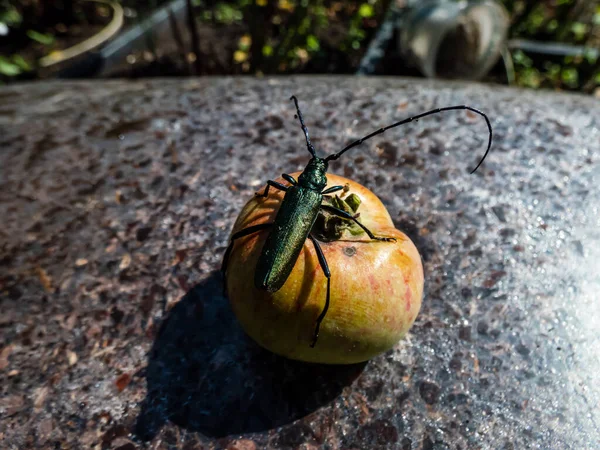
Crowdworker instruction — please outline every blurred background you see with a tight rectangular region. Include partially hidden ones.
[0,0,598,95]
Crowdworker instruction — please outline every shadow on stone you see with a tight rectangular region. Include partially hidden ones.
[134,272,366,441]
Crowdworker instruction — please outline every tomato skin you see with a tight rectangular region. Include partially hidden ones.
[226,173,424,364]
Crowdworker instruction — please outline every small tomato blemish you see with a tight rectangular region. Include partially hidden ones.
[368,274,378,292]
[404,273,412,311]
[343,246,357,257]
[405,287,412,311]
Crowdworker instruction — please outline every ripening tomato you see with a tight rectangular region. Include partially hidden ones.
[225,173,424,364]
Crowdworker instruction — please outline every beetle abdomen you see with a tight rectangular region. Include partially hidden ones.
[255,186,322,292]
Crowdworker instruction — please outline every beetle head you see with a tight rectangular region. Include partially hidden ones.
[299,157,328,191]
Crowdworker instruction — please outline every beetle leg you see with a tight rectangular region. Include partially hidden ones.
[308,234,331,348]
[282,174,297,185]
[221,223,273,294]
[256,180,288,198]
[321,185,344,195]
[320,204,396,242]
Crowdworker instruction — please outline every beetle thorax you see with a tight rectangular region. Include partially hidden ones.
[298,158,328,191]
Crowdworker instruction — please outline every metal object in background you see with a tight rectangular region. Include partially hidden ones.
[398,0,509,80]
[507,39,600,59]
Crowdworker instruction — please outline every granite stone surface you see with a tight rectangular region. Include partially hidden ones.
[1,77,599,449]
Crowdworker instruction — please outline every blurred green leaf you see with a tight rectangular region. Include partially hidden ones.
[262,44,273,57]
[214,3,243,24]
[584,49,598,65]
[0,8,22,26]
[546,19,558,33]
[11,55,31,71]
[561,68,578,88]
[358,4,374,18]
[238,34,251,51]
[525,5,545,34]
[306,35,319,52]
[571,22,587,41]
[313,5,328,27]
[27,30,55,45]
[513,50,532,68]
[519,67,541,88]
[543,61,560,78]
[0,56,21,76]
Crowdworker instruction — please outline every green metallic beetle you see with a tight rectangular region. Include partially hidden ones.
[222,96,492,347]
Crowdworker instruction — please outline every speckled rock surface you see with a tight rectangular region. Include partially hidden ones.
[1,77,599,449]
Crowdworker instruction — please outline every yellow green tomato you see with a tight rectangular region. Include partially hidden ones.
[225,173,424,364]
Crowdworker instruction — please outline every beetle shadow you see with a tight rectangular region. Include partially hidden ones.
[134,272,366,441]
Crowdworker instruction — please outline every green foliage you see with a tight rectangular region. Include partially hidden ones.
[205,0,598,91]
[0,0,597,92]
[262,44,273,56]
[358,3,374,18]
[561,67,578,88]
[0,6,22,27]
[0,53,30,77]
[571,22,587,41]
[26,29,55,45]
[207,2,244,24]
[502,0,600,92]
[0,55,21,76]
[306,34,320,52]
[199,0,384,73]
[11,54,30,71]
[513,50,532,68]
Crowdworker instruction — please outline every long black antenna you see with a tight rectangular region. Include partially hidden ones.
[290,95,317,158]
[325,105,493,174]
